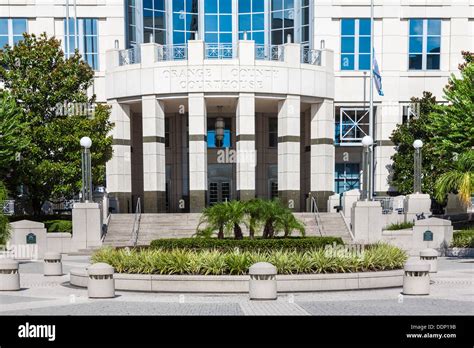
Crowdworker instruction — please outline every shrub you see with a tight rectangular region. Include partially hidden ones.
[92,243,407,275]
[44,220,72,233]
[385,222,414,231]
[150,237,343,252]
[450,229,474,248]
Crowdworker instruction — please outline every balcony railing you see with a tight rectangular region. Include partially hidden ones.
[302,48,322,66]
[1,200,14,215]
[255,45,285,62]
[119,47,140,66]
[157,45,188,61]
[205,43,234,59]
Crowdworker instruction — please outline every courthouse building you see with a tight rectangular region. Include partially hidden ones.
[0,0,472,213]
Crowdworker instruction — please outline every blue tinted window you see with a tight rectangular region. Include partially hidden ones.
[341,54,354,70]
[410,19,423,35]
[12,19,27,35]
[409,19,441,70]
[0,19,8,35]
[341,37,354,53]
[409,37,423,53]
[205,0,218,13]
[173,0,197,44]
[253,0,264,12]
[359,19,371,35]
[154,0,165,11]
[427,19,441,35]
[0,36,8,47]
[253,31,264,44]
[239,0,251,12]
[64,18,98,70]
[173,31,185,44]
[359,37,370,53]
[206,15,218,31]
[341,19,355,35]
[272,0,283,11]
[173,0,184,12]
[253,14,264,30]
[219,0,232,13]
[359,54,370,70]
[220,15,232,31]
[239,15,251,31]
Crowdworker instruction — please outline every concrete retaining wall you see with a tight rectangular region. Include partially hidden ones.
[70,268,403,293]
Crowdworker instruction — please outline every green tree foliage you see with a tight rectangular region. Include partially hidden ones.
[390,92,441,195]
[390,52,474,196]
[0,33,113,214]
[0,92,29,178]
[434,150,474,206]
[427,51,474,160]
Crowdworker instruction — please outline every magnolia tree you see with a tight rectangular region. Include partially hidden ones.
[0,33,114,214]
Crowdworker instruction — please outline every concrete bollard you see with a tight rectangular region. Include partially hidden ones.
[403,260,431,295]
[249,262,277,300]
[420,248,438,273]
[43,252,62,276]
[87,263,115,298]
[0,258,20,291]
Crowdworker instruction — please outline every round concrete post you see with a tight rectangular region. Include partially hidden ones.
[249,262,277,300]
[0,258,20,291]
[420,248,438,273]
[403,260,430,295]
[43,252,62,276]
[87,263,115,298]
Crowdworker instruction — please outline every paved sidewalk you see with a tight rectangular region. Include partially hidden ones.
[0,256,472,316]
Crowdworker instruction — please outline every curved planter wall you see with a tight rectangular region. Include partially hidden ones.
[70,268,403,293]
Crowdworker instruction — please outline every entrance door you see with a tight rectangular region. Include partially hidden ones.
[209,181,231,205]
[208,164,233,205]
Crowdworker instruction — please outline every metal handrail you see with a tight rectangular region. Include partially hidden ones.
[157,44,188,61]
[119,47,140,66]
[205,43,234,59]
[301,47,322,65]
[310,195,324,237]
[255,44,285,61]
[130,197,141,247]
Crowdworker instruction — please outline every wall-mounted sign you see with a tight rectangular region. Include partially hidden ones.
[423,230,433,242]
[26,233,37,244]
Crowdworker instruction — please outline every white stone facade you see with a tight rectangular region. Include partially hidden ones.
[1,0,472,212]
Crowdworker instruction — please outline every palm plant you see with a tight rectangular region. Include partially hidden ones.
[260,199,286,239]
[196,203,229,239]
[275,209,306,237]
[244,199,266,239]
[434,150,474,207]
[223,200,246,240]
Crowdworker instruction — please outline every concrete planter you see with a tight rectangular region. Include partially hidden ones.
[43,252,62,276]
[0,258,20,291]
[70,268,403,293]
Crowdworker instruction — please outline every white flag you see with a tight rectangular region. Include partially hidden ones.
[373,53,384,96]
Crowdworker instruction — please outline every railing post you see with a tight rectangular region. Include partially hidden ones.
[188,40,204,64]
[141,42,159,66]
[238,39,255,65]
[106,48,121,71]
[283,43,301,67]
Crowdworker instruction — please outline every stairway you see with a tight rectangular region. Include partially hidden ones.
[102,214,136,247]
[294,212,353,244]
[102,212,354,247]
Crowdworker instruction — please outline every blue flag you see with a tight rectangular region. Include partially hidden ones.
[373,53,384,96]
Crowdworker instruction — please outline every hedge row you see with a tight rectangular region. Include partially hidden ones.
[451,229,474,248]
[149,237,343,252]
[44,220,72,233]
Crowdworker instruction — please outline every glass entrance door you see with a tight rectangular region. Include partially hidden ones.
[209,181,231,205]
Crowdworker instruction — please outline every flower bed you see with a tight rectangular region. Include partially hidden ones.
[450,229,474,248]
[92,243,407,276]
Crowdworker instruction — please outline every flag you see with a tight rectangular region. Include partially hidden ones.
[373,53,384,96]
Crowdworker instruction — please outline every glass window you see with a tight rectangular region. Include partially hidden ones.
[173,0,198,44]
[0,18,27,48]
[239,0,265,45]
[409,19,441,70]
[340,19,371,71]
[64,18,99,70]
[126,0,137,47]
[268,117,278,148]
[205,0,233,49]
[271,0,295,45]
[143,0,166,44]
[207,118,232,149]
[335,163,360,194]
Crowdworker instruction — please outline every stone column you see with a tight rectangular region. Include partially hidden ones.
[374,101,398,195]
[188,93,207,212]
[142,95,166,213]
[310,100,335,212]
[236,93,256,201]
[278,95,301,211]
[106,100,132,213]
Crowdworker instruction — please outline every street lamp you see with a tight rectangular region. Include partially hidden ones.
[361,135,374,201]
[413,139,423,194]
[80,136,93,202]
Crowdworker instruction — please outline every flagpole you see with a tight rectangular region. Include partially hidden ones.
[368,0,375,201]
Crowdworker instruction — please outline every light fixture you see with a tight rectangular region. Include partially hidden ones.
[361,135,374,147]
[80,136,92,149]
[413,139,423,149]
[215,106,225,144]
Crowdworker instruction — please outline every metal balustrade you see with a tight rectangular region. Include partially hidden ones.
[205,43,234,59]
[1,200,14,215]
[255,45,285,62]
[119,47,140,66]
[157,45,188,61]
[302,48,322,65]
